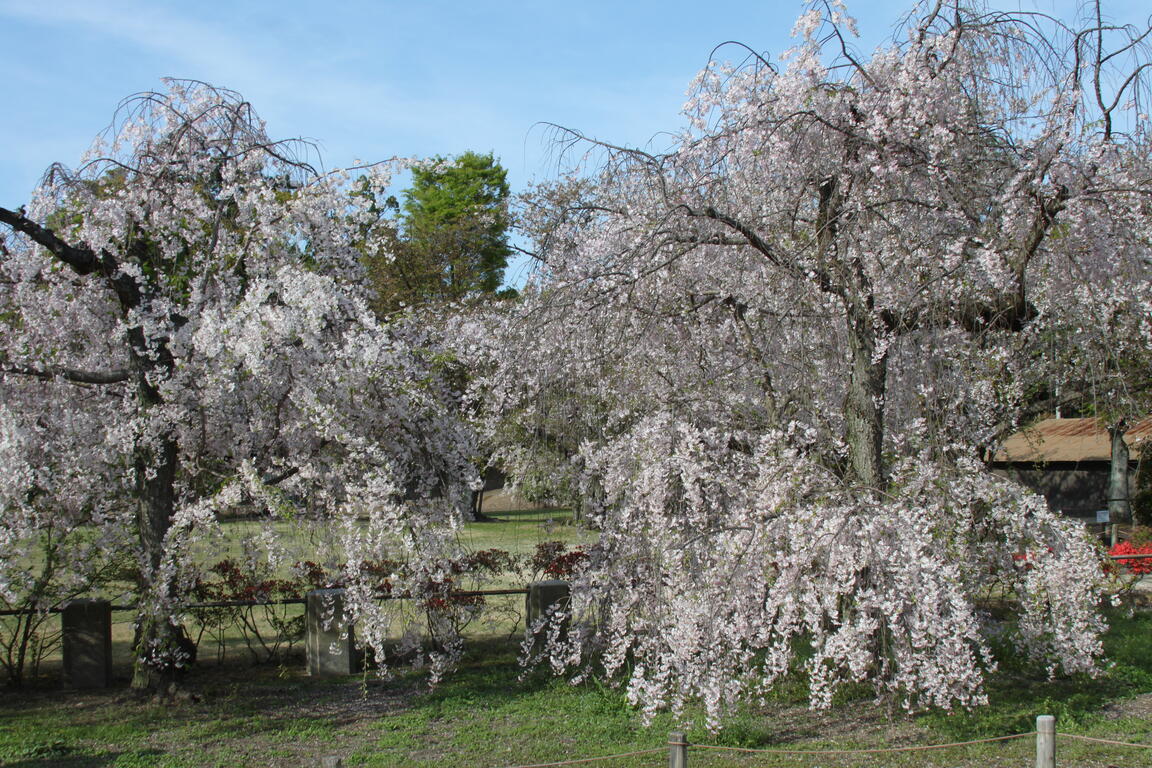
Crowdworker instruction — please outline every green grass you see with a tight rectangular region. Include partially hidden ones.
[4,611,1152,767]
[6,517,1152,767]
[455,512,587,558]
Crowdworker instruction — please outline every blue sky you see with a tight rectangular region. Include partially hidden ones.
[1,0,1146,284]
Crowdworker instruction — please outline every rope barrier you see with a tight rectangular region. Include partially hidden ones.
[492,731,1038,767]
[487,728,1149,767]
[691,731,1034,755]
[492,747,664,768]
[1058,733,1152,749]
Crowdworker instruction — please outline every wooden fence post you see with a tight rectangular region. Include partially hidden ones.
[525,580,571,655]
[668,731,688,768]
[1036,714,1055,768]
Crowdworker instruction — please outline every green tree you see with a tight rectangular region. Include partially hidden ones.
[368,152,515,313]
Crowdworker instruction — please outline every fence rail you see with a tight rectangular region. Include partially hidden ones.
[0,587,531,617]
[6,550,1149,618]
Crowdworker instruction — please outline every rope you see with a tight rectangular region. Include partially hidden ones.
[692,731,1034,755]
[492,747,664,768]
[1058,733,1152,749]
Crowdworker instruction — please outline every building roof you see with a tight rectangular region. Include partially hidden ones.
[994,417,1152,464]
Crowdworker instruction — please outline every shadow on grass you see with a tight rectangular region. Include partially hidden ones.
[0,746,164,768]
[410,637,570,709]
[920,608,1152,739]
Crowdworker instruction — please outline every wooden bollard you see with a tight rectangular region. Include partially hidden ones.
[668,731,688,768]
[305,589,361,676]
[525,580,570,654]
[1036,715,1055,768]
[62,598,112,688]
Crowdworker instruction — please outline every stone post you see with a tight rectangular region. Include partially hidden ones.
[306,589,361,676]
[525,580,570,653]
[61,598,112,688]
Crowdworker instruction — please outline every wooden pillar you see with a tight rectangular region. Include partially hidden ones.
[668,731,688,768]
[526,580,570,627]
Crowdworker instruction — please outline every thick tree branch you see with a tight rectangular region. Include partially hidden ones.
[262,465,300,486]
[0,206,101,273]
[2,362,132,385]
[0,206,143,311]
[1018,185,1070,267]
[882,292,1038,335]
[884,186,1069,335]
[685,204,840,295]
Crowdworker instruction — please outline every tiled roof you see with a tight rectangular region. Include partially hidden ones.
[993,417,1152,464]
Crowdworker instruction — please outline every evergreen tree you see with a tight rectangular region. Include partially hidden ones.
[368,151,514,313]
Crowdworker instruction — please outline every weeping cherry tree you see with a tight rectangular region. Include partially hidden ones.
[0,81,478,690]
[477,0,1152,727]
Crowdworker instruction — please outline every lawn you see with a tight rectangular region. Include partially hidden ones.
[5,515,1152,767]
[3,608,1152,767]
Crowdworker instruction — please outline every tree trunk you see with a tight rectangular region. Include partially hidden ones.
[129,431,187,691]
[126,327,188,692]
[844,306,887,490]
[0,206,193,691]
[1108,421,1131,545]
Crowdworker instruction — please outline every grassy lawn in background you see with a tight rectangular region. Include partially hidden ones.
[456,509,586,558]
[198,509,586,575]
